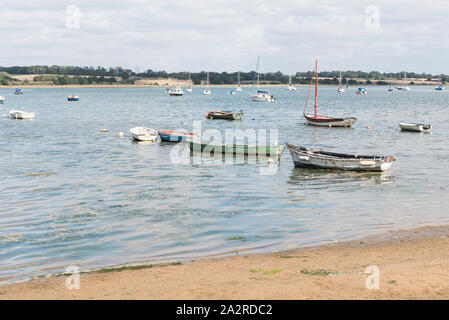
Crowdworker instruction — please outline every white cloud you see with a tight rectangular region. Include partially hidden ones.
[1,0,448,73]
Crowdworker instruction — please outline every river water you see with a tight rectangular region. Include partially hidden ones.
[0,86,448,282]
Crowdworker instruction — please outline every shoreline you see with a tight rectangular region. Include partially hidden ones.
[1,224,449,299]
[0,83,441,89]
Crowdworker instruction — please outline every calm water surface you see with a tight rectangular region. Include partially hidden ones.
[0,86,448,282]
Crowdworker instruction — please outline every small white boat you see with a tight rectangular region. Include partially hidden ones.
[251,57,275,102]
[399,122,432,133]
[287,75,296,91]
[396,72,410,91]
[236,71,243,91]
[203,72,211,95]
[186,72,193,92]
[251,91,275,102]
[0,96,5,104]
[129,127,158,141]
[388,86,395,91]
[169,86,184,96]
[9,110,35,120]
[286,144,396,172]
[337,71,345,92]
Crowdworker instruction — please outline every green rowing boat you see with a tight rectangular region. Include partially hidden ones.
[188,141,283,157]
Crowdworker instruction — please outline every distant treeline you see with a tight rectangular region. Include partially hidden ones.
[0,65,447,85]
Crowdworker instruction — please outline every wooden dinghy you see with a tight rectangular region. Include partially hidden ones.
[303,59,357,127]
[158,130,196,142]
[399,122,432,133]
[8,110,35,120]
[206,111,243,120]
[286,144,395,172]
[189,141,283,157]
[129,127,158,141]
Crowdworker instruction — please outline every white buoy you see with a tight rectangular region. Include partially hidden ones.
[2,114,6,118]
[119,132,124,137]
[268,159,274,163]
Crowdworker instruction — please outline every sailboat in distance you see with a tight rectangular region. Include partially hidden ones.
[236,71,242,92]
[250,56,275,102]
[337,71,345,92]
[288,75,296,91]
[186,72,192,92]
[203,72,211,95]
[303,59,357,127]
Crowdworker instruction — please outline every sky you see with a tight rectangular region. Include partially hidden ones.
[1,0,449,74]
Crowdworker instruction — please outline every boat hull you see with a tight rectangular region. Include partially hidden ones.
[8,110,34,120]
[399,123,432,133]
[189,141,282,157]
[68,98,79,101]
[286,144,395,172]
[210,112,243,120]
[158,130,196,142]
[130,127,158,141]
[304,113,356,127]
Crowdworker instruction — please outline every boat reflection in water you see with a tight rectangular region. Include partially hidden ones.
[287,167,394,189]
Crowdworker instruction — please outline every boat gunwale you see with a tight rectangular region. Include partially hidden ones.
[286,144,395,163]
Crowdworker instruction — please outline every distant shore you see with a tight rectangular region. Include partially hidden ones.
[2,224,449,299]
[0,83,441,89]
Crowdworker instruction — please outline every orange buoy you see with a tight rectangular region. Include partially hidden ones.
[205,113,211,119]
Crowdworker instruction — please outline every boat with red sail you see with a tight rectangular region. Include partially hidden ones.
[303,59,357,127]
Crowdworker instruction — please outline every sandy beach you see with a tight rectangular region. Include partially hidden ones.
[1,225,449,300]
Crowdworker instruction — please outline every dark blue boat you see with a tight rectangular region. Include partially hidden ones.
[158,130,196,142]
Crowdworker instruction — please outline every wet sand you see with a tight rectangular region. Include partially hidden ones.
[1,225,449,300]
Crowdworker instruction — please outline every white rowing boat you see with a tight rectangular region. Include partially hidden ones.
[8,110,35,120]
[129,127,158,141]
[399,122,432,133]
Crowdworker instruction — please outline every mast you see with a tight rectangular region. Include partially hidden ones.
[315,59,318,117]
[207,72,209,89]
[238,71,240,86]
[339,71,342,89]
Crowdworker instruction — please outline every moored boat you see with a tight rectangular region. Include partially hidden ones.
[203,72,211,95]
[206,111,243,120]
[286,144,396,172]
[304,59,357,127]
[14,88,23,95]
[67,95,79,101]
[251,90,275,102]
[251,57,275,102]
[0,96,5,104]
[129,127,158,141]
[337,71,345,93]
[303,114,357,127]
[8,110,35,120]
[356,87,367,94]
[169,86,184,96]
[399,122,432,133]
[189,141,283,157]
[158,130,196,142]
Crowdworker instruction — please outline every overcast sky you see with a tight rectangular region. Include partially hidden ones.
[1,0,448,74]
